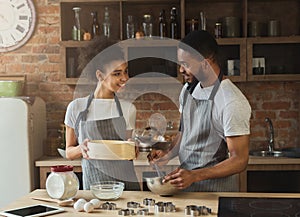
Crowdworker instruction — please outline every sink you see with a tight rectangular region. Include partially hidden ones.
[250,149,300,158]
[280,147,300,158]
[249,150,284,157]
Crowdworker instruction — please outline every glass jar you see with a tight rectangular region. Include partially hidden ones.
[126,15,135,39]
[46,165,79,200]
[170,7,178,39]
[72,7,81,41]
[142,14,153,37]
[103,7,111,38]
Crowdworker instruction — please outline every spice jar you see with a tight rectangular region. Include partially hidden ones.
[142,14,153,37]
[46,165,79,200]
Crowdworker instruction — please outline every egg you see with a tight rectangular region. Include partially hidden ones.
[77,198,87,204]
[84,202,94,213]
[90,198,101,208]
[73,201,85,212]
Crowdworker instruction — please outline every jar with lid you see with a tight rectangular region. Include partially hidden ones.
[159,10,167,38]
[46,165,79,200]
[90,11,100,39]
[215,22,222,38]
[170,7,179,39]
[142,14,153,37]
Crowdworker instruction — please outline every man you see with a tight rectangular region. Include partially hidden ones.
[149,30,251,192]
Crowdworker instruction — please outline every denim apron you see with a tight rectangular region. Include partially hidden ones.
[179,72,238,192]
[74,93,140,190]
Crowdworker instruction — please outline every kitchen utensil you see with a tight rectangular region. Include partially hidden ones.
[268,20,280,36]
[144,177,178,196]
[134,127,167,152]
[153,163,164,178]
[221,16,241,37]
[87,140,136,160]
[90,181,124,200]
[30,197,74,207]
[248,21,262,37]
[149,113,167,136]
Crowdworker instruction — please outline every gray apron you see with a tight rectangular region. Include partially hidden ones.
[179,72,238,192]
[74,93,140,190]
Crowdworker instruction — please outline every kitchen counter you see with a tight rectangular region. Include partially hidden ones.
[36,155,300,191]
[2,189,300,216]
[35,153,180,189]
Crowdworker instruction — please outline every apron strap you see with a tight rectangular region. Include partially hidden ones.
[114,93,123,117]
[74,93,94,138]
[179,71,223,132]
[208,71,223,100]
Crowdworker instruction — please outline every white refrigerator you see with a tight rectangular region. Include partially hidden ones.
[0,97,46,208]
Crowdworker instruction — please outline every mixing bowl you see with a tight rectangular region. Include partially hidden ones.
[0,80,24,97]
[90,181,124,200]
[144,177,178,196]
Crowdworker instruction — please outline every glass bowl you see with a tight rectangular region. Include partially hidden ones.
[90,181,124,200]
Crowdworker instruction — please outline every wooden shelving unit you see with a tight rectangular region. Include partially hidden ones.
[59,0,300,84]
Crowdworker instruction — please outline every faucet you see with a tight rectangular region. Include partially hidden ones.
[265,117,274,152]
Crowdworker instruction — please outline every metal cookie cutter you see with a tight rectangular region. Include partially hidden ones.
[154,201,176,213]
[118,208,135,216]
[127,201,140,208]
[185,205,212,216]
[100,202,117,210]
[136,208,150,216]
[143,198,155,206]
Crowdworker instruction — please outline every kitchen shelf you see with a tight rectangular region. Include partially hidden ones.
[59,0,300,84]
[247,36,300,81]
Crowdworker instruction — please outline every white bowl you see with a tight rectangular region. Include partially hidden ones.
[90,181,124,200]
[57,148,66,158]
[87,140,136,160]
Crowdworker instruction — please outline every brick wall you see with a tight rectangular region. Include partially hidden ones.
[0,0,299,155]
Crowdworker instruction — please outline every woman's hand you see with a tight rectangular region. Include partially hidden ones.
[79,139,90,159]
[147,149,169,167]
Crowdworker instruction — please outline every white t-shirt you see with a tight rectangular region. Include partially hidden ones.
[64,96,136,132]
[179,79,251,138]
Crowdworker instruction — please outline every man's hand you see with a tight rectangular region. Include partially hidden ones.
[163,168,196,189]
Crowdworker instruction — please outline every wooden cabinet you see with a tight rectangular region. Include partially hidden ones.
[59,0,300,84]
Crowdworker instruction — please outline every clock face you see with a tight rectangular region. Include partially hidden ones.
[0,0,36,52]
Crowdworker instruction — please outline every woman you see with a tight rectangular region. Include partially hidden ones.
[64,36,140,190]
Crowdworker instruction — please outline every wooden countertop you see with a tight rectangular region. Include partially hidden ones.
[248,156,300,165]
[35,152,180,167]
[36,154,300,168]
[2,189,300,216]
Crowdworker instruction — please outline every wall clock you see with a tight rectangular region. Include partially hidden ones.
[0,0,36,52]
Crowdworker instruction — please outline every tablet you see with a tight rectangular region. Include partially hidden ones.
[0,204,64,217]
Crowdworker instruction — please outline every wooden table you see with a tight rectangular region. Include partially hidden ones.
[2,189,300,216]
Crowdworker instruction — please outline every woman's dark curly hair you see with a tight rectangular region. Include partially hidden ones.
[77,36,125,80]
